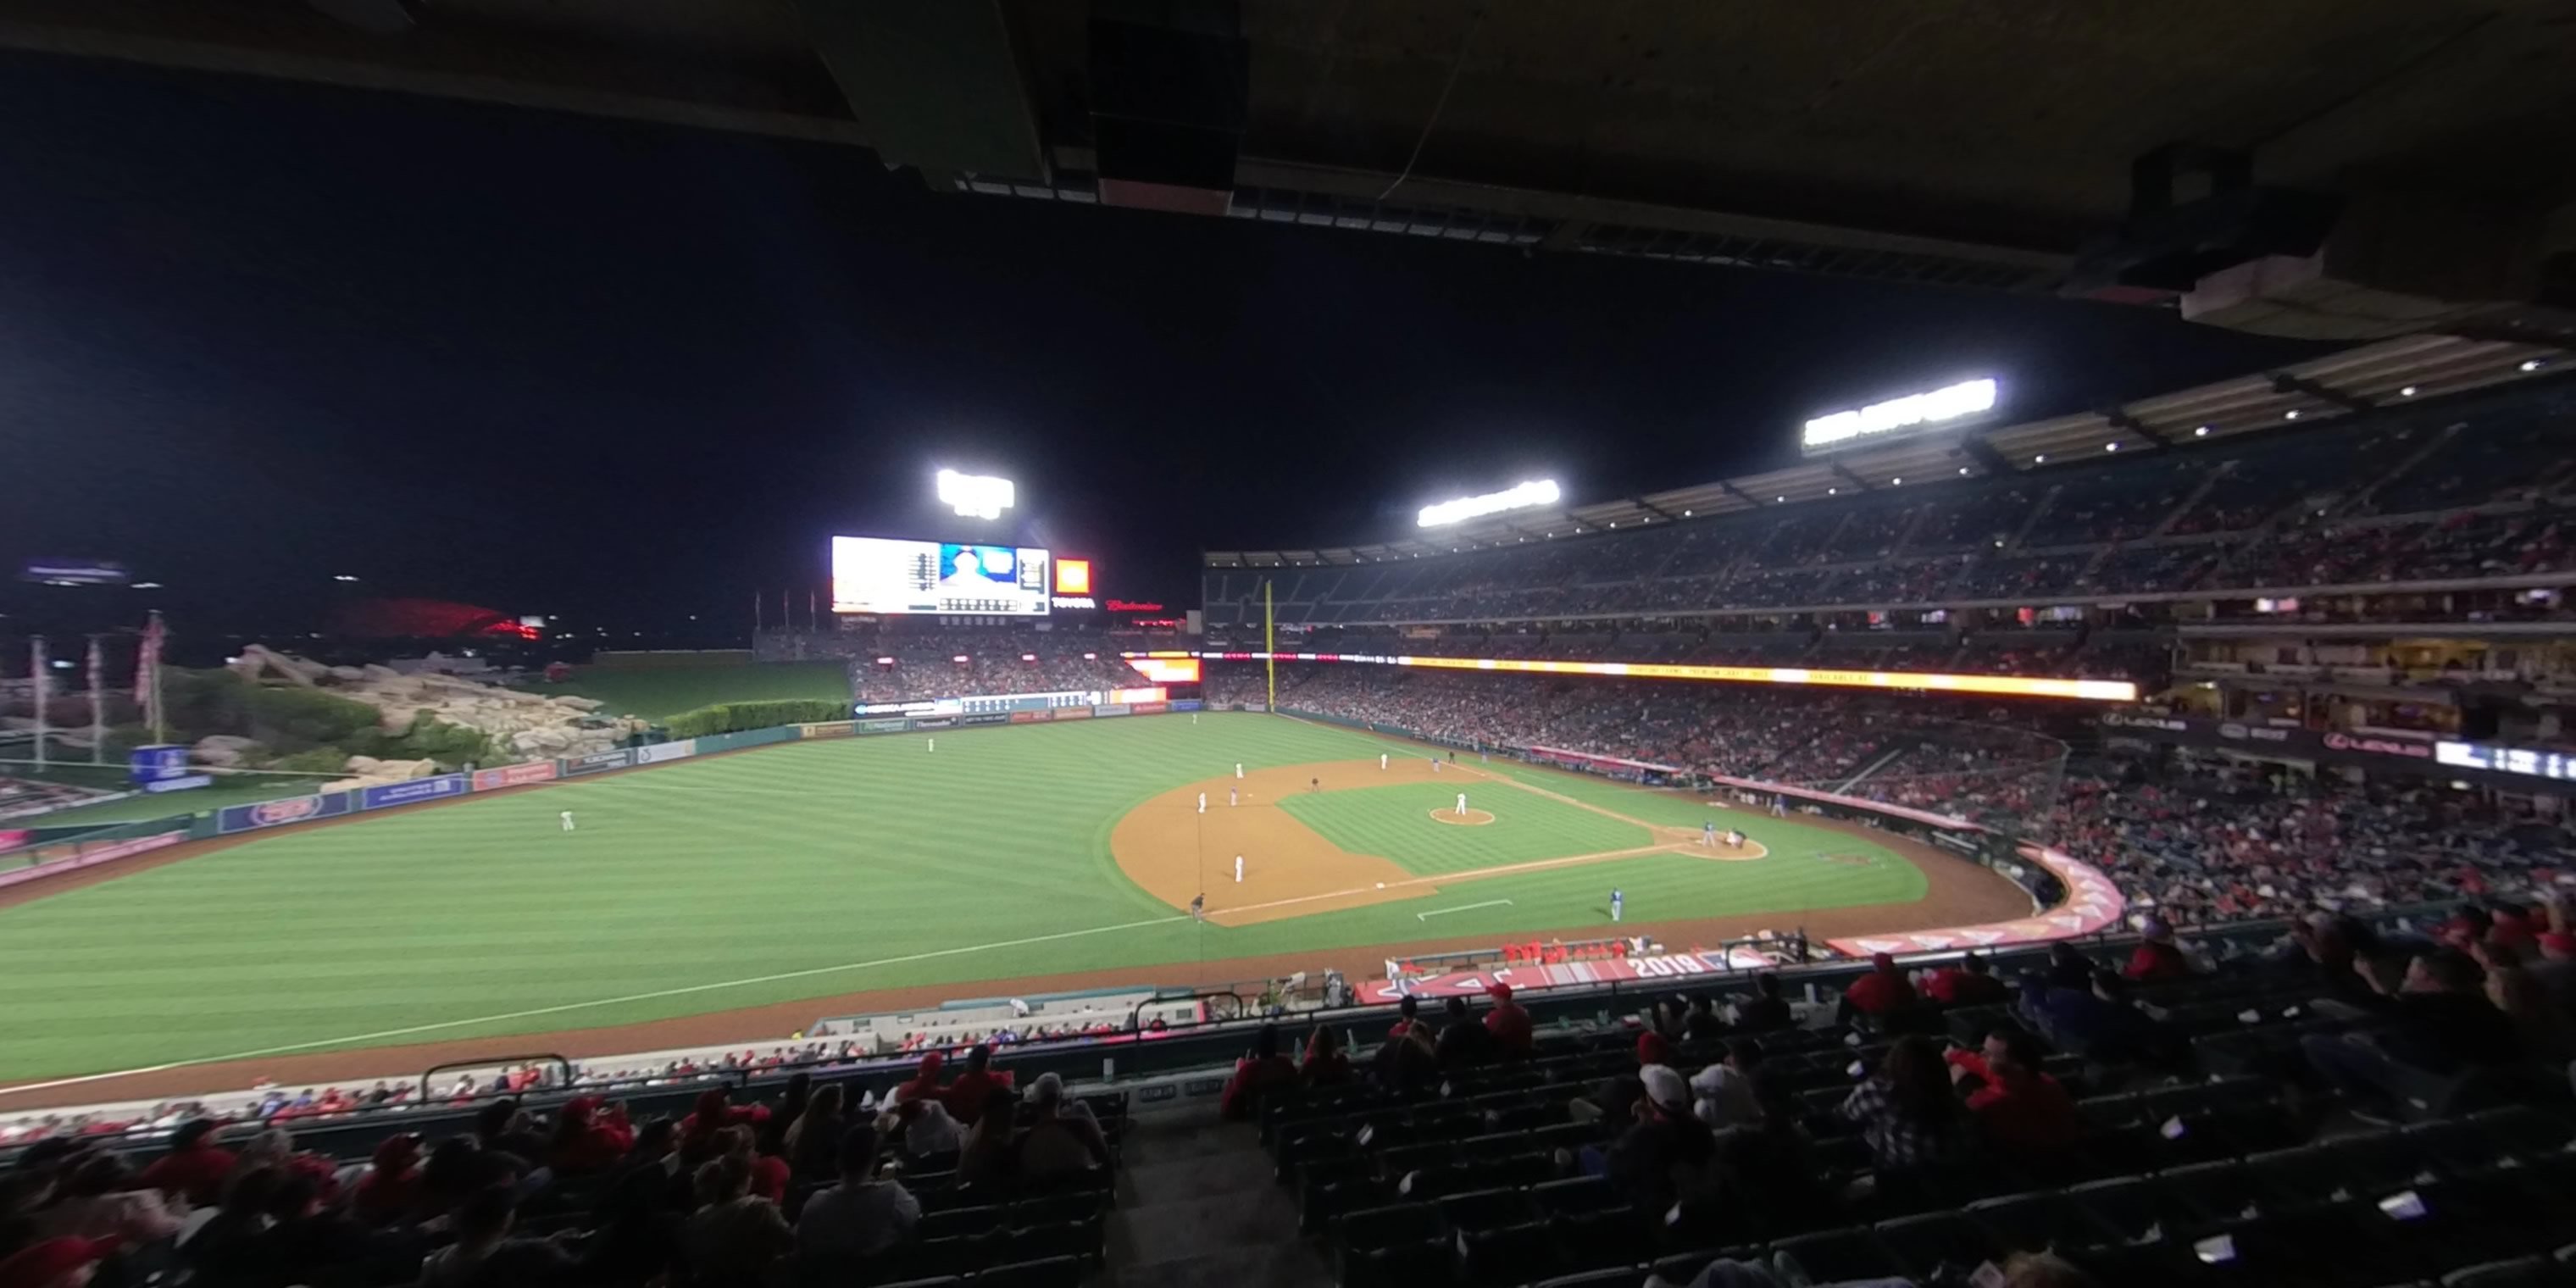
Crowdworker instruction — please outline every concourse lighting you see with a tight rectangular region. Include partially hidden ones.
[2399,386,2418,397]
[2521,359,2547,372]
[2284,409,2301,420]
[331,574,360,582]
[1416,479,1561,527]
[2195,425,2211,436]
[2105,442,2120,452]
[2034,454,2046,463]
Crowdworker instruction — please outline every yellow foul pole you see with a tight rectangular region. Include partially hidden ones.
[1264,579,1275,710]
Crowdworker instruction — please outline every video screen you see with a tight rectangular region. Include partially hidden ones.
[831,536,1052,616]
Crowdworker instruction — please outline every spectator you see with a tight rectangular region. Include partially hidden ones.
[679,1089,769,1163]
[2532,930,2576,1016]
[1946,1024,2079,1159]
[713,1125,789,1203]
[1301,1024,1353,1085]
[1387,995,1422,1040]
[890,1093,964,1163]
[1840,952,1918,1021]
[2481,944,2576,1061]
[1484,982,1535,1055]
[419,1184,564,1287]
[1840,1036,1969,1172]
[1373,1021,1439,1094]
[2123,918,2194,982]
[955,1086,1020,1190]
[547,1096,635,1175]
[472,1097,548,1162]
[1924,952,2009,1006]
[1436,996,1499,1068]
[1597,1064,1716,1211]
[1689,1038,1768,1132]
[352,1134,425,1226]
[2020,970,2177,1068]
[941,1046,1013,1124]
[1574,1033,1672,1125]
[1683,994,1727,1044]
[0,1237,117,1288]
[2304,948,2525,1119]
[796,1124,920,1270]
[1219,1025,1299,1121]
[1015,1073,1111,1184]
[781,1084,847,1180]
[890,1052,949,1108]
[1734,974,1794,1032]
[136,1119,235,1206]
[680,1152,794,1288]
[36,1152,182,1247]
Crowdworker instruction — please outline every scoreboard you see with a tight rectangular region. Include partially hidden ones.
[830,536,1053,617]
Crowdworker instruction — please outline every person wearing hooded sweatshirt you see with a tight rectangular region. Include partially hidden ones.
[548,1096,635,1175]
[351,1134,425,1225]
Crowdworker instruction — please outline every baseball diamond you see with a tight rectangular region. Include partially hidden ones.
[0,712,2024,1095]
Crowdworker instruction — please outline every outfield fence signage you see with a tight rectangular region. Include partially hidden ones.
[854,719,911,736]
[1130,702,1168,715]
[1007,711,1053,724]
[631,739,698,764]
[1094,703,1131,718]
[909,717,957,730]
[795,722,858,739]
[961,713,1011,726]
[1171,699,1203,712]
[0,830,185,891]
[359,774,469,810]
[562,749,634,776]
[1054,708,1092,721]
[472,762,559,791]
[218,791,355,835]
[142,774,214,794]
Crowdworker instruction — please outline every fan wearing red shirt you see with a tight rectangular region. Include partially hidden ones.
[1923,953,2009,1006]
[678,1088,770,1162]
[547,1096,635,1174]
[2123,919,2194,982]
[1946,1025,2078,1159]
[889,1052,949,1107]
[137,1119,236,1206]
[1219,1026,1299,1121]
[1842,952,1918,1018]
[1484,982,1534,1055]
[941,1046,1014,1125]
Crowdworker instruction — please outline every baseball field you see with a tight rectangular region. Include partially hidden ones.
[0,712,2026,1101]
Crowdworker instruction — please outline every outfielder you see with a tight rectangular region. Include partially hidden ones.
[1235,763,1244,780]
[926,738,935,754]
[559,810,576,833]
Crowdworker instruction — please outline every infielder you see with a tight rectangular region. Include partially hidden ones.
[559,810,575,833]
[1229,786,1239,807]
[1456,791,1468,818]
[1190,893,1206,922]
[1380,752,1388,771]
[1235,763,1244,780]
[1609,888,1624,922]
[1233,854,1244,883]
[1196,791,1207,814]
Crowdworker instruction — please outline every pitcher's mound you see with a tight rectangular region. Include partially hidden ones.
[1429,808,1497,826]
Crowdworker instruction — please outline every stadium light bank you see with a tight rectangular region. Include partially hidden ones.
[1802,377,1998,453]
[936,469,1015,520]
[1418,479,1562,528]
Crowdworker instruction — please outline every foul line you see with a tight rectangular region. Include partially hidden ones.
[0,911,1194,1101]
[1418,899,1513,920]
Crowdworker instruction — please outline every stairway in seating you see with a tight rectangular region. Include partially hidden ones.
[1106,1099,1332,1288]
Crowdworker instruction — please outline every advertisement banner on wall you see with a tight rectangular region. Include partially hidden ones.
[563,749,635,776]
[1242,702,1267,713]
[1172,699,1203,712]
[143,774,214,794]
[218,792,355,835]
[632,739,698,764]
[797,722,858,739]
[0,830,185,892]
[1093,703,1132,718]
[961,713,1011,726]
[910,717,957,730]
[2098,712,2443,771]
[854,698,953,717]
[1131,702,1168,716]
[129,744,192,789]
[855,719,912,735]
[359,774,469,811]
[1008,710,1053,724]
[1054,707,1092,721]
[473,761,560,791]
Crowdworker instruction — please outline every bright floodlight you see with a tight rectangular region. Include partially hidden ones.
[1802,377,1997,452]
[1417,479,1561,528]
[936,469,1015,520]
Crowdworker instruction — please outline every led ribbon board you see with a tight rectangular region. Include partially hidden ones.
[1163,650,2135,702]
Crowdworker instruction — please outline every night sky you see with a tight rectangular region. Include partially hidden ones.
[0,52,2334,641]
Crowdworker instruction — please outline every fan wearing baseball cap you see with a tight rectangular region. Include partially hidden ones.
[1481,982,1533,1056]
[1579,1060,1715,1212]
[0,1236,117,1288]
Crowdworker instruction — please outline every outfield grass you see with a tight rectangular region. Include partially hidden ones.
[0,715,1926,1082]
[514,660,852,719]
[1276,780,1649,873]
